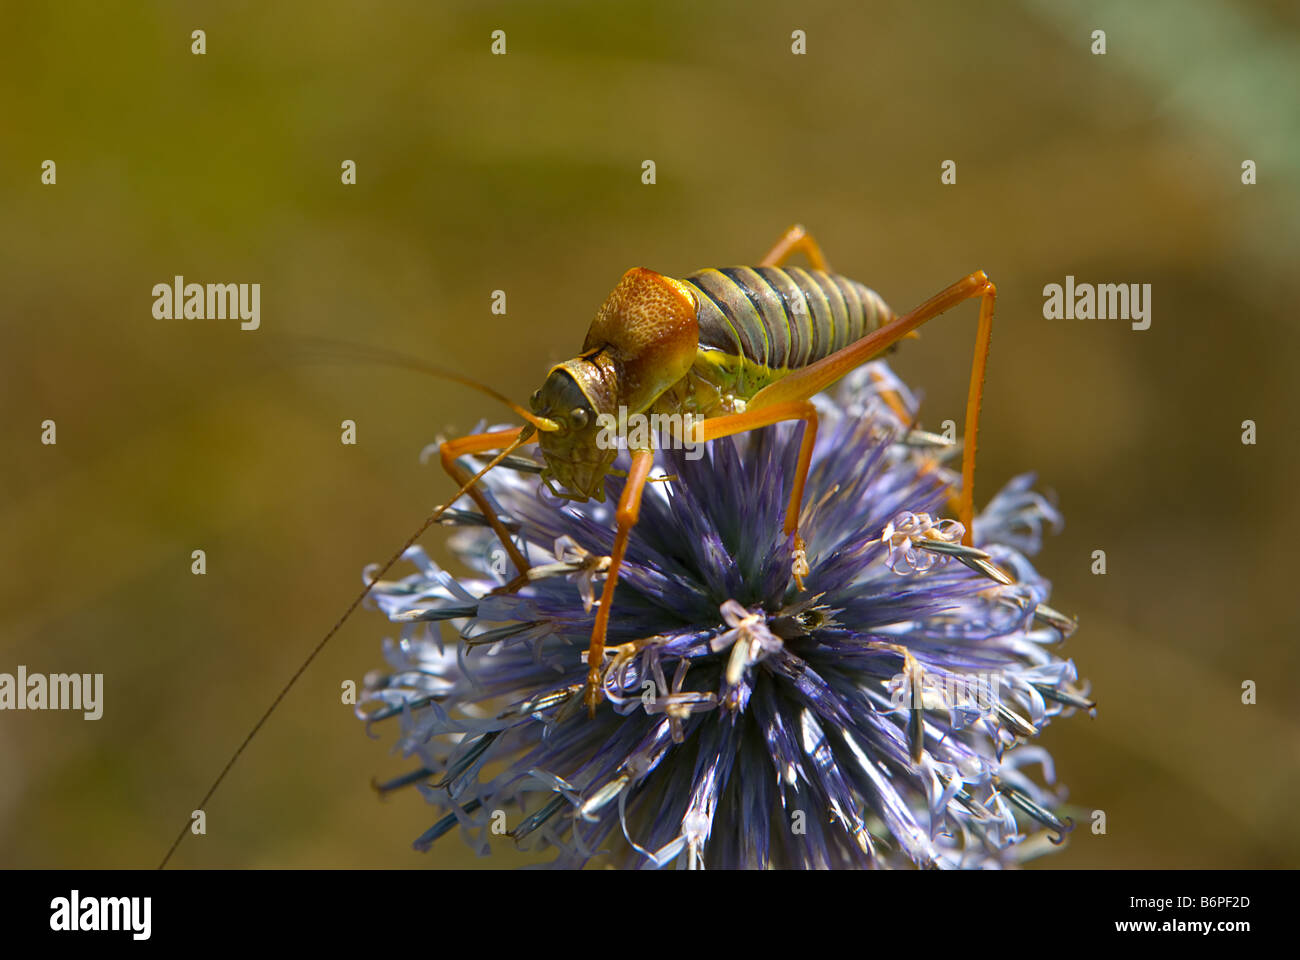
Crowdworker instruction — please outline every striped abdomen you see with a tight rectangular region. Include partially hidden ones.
[681,266,893,398]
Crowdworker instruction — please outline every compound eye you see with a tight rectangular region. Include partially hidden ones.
[570,407,589,429]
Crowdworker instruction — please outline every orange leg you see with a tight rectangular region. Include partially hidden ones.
[440,428,535,575]
[693,400,820,589]
[585,447,655,714]
[746,271,996,545]
[694,401,819,539]
[760,223,829,271]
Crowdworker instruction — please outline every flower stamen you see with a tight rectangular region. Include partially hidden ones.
[880,511,965,575]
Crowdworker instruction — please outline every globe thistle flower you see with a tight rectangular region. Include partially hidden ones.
[356,360,1091,869]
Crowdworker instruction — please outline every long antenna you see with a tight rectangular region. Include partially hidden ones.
[289,337,559,432]
[158,426,535,869]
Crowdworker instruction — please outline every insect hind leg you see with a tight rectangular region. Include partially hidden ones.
[745,271,997,545]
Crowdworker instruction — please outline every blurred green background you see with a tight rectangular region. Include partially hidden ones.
[2,0,1298,869]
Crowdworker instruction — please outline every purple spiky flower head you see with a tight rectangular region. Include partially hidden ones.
[357,360,1091,869]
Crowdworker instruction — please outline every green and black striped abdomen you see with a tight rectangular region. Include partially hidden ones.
[682,266,892,377]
